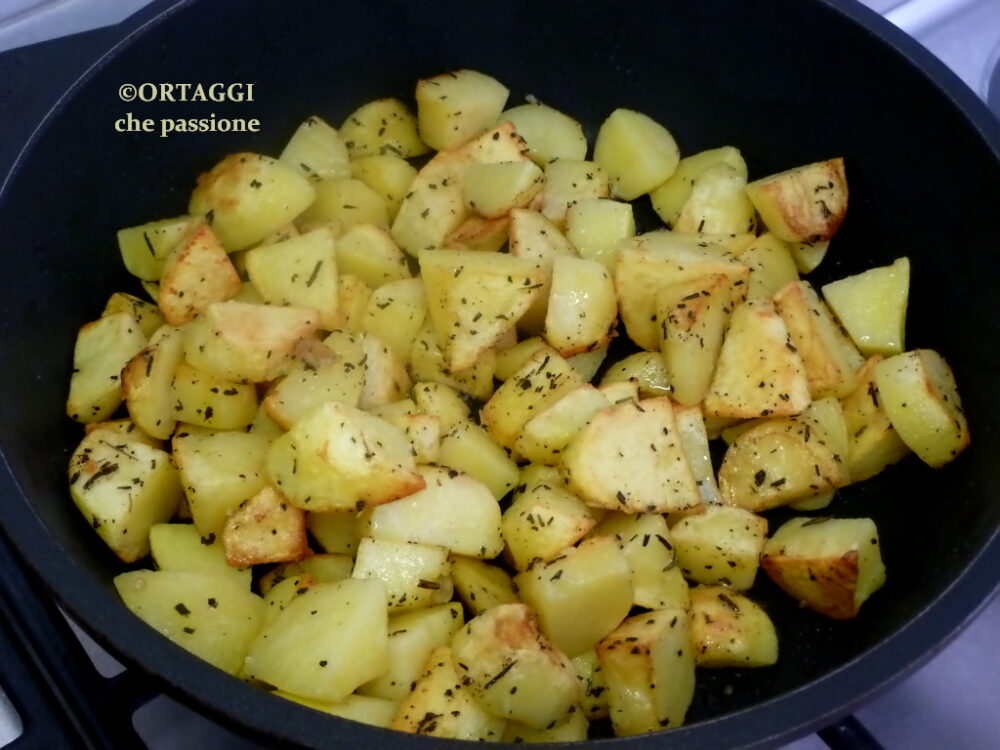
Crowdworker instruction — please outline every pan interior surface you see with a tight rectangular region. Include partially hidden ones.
[0,0,998,747]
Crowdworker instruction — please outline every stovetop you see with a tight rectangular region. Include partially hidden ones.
[1,1,999,748]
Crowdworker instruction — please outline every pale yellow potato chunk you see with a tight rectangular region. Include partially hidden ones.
[539,159,610,227]
[462,160,544,218]
[842,356,911,481]
[502,481,601,571]
[117,215,202,281]
[149,522,250,589]
[170,361,258,430]
[279,115,350,181]
[351,538,451,611]
[671,505,768,590]
[739,233,800,301]
[650,146,748,227]
[298,177,389,231]
[516,384,611,466]
[544,255,617,357]
[501,100,587,166]
[594,108,680,200]
[675,162,756,235]
[102,292,164,338]
[67,312,147,424]
[350,154,418,220]
[416,69,509,151]
[565,198,636,268]
[335,223,411,289]
[449,557,519,615]
[598,352,672,398]
[689,586,778,667]
[363,278,427,365]
[822,257,909,356]
[436,419,519,500]
[340,98,428,159]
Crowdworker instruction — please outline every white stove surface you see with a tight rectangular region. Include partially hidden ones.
[1,1,998,748]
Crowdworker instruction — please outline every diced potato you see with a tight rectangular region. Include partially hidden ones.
[298,177,389,231]
[306,510,359,556]
[822,257,909,356]
[340,98,428,159]
[409,321,496,402]
[189,152,316,251]
[363,279,427,365]
[389,646,506,740]
[565,198,636,268]
[482,345,584,449]
[450,557,519,615]
[789,239,830,273]
[573,650,610,720]
[675,163,756,235]
[360,465,502,558]
[244,578,389,702]
[350,154,418,220]
[331,274,372,333]
[544,256,617,356]
[420,248,545,371]
[502,481,601,571]
[359,603,464,701]
[150,523,251,588]
[594,108,680,200]
[170,361,258,430]
[359,334,411,410]
[590,513,689,610]
[157,225,242,326]
[657,273,735,406]
[739,233,800,301]
[597,608,695,735]
[650,146,748,228]
[172,427,270,537]
[352,538,451,611]
[494,336,547,381]
[102,292,164,338]
[279,115,351,181]
[874,349,969,467]
[462,160,544,218]
[614,231,748,350]
[244,228,339,329]
[703,300,811,419]
[800,396,851,475]
[275,691,397,728]
[115,569,265,674]
[598,379,640,405]
[774,280,864,399]
[562,398,702,514]
[503,711,589,743]
[451,603,580,729]
[83,418,162,447]
[568,345,609,382]
[717,417,844,512]
[443,214,510,253]
[262,333,366,428]
[411,381,470,432]
[335,223,411,290]
[599,352,672,398]
[842,356,910,481]
[258,553,354,596]
[761,517,886,619]
[671,505,767,590]
[183,300,320,383]
[746,158,848,243]
[69,428,182,562]
[436,419,519,500]
[121,326,184,440]
[516,384,611,466]
[258,570,319,626]
[266,400,424,512]
[66,312,147,424]
[381,412,440,464]
[502,101,587,166]
[515,535,632,657]
[509,208,578,263]
[416,69,509,151]
[539,160,610,227]
[674,404,722,505]
[117,215,202,281]
[222,485,308,567]
[689,586,778,667]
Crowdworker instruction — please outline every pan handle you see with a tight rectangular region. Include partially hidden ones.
[817,714,885,750]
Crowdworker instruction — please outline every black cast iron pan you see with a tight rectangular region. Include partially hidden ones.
[1,0,999,747]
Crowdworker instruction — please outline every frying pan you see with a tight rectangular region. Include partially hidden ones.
[1,0,999,747]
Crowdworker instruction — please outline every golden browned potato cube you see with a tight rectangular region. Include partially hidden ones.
[703,300,811,419]
[190,152,316,251]
[411,381,470,432]
[761,516,886,619]
[874,349,969,467]
[515,535,633,657]
[443,214,510,253]
[389,646,506,740]
[773,280,864,399]
[451,603,581,730]
[561,397,702,514]
[597,607,695,735]
[746,158,847,243]
[266,400,424,512]
[689,586,778,667]
[222,485,308,567]
[671,505,768,590]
